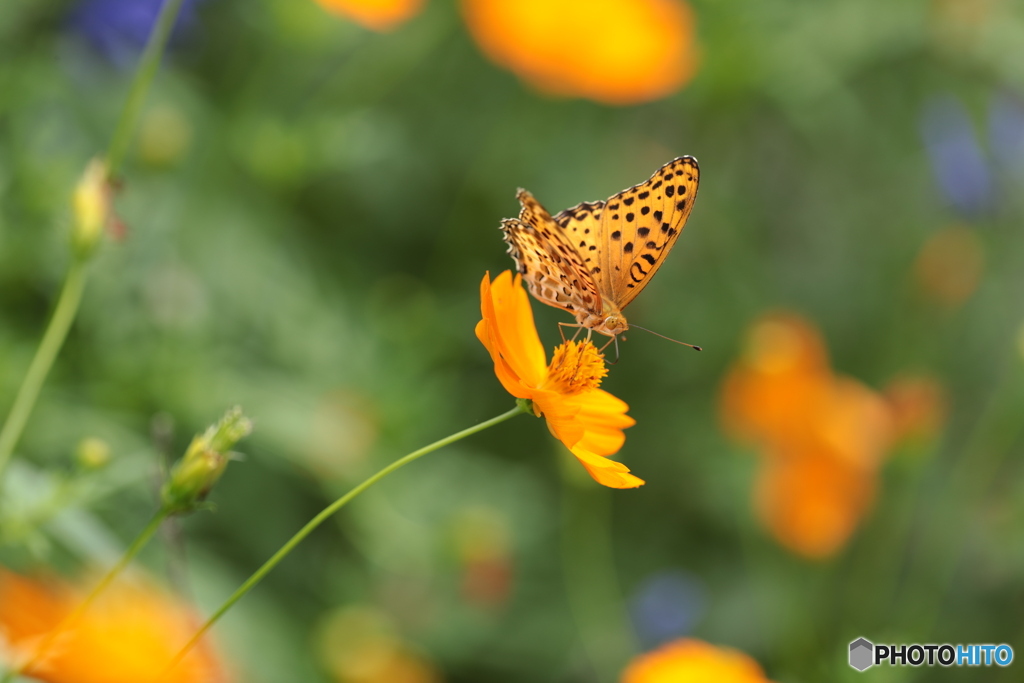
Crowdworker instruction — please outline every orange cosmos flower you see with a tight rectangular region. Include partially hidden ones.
[720,314,895,558]
[462,0,699,105]
[754,444,877,560]
[621,638,773,683]
[720,314,834,451]
[0,569,227,683]
[315,0,425,31]
[884,373,948,447]
[476,271,640,488]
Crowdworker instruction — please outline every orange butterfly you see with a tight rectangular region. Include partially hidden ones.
[502,157,699,340]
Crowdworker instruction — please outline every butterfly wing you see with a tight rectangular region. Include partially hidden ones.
[502,190,603,319]
[586,156,699,309]
[551,199,607,276]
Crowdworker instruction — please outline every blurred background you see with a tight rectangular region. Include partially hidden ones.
[2,0,1024,681]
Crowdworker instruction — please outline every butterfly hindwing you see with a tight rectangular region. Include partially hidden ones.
[598,156,699,308]
[502,197,602,319]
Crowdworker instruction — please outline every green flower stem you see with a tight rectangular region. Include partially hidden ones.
[160,405,527,680]
[105,0,187,177]
[560,471,636,683]
[0,258,89,482]
[0,511,169,683]
[0,0,188,490]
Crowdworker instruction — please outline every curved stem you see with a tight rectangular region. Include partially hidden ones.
[0,259,89,482]
[1,511,168,683]
[159,405,526,680]
[105,0,187,177]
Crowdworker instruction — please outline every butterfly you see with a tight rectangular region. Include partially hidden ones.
[502,156,699,340]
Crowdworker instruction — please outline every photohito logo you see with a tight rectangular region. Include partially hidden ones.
[849,638,1013,671]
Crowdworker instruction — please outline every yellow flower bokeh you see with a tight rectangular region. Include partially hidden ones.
[314,0,425,31]
[461,0,699,105]
[0,569,227,683]
[621,638,773,683]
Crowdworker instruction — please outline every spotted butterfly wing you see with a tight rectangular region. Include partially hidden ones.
[502,156,699,335]
[501,190,602,319]
[566,156,699,308]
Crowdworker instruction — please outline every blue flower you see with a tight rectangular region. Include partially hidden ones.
[629,571,707,649]
[921,94,994,219]
[990,91,1024,176]
[69,0,205,68]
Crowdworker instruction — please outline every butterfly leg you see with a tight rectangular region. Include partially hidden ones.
[558,322,586,343]
[598,334,621,364]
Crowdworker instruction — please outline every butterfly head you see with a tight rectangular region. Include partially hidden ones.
[597,313,628,337]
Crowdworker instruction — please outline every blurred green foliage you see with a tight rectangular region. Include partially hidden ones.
[2,0,1024,681]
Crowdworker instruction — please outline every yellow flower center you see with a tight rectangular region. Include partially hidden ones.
[545,340,607,395]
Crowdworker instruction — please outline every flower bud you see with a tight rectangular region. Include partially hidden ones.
[161,407,252,515]
[76,437,112,470]
[71,158,112,259]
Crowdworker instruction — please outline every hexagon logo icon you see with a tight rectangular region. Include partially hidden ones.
[849,638,874,671]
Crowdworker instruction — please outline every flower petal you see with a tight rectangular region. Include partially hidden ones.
[533,389,586,448]
[475,318,533,399]
[564,389,635,455]
[572,447,645,489]
[477,272,547,389]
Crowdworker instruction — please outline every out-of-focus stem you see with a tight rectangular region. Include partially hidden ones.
[561,470,637,682]
[0,259,89,482]
[105,0,187,177]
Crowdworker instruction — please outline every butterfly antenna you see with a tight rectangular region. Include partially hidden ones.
[628,324,702,351]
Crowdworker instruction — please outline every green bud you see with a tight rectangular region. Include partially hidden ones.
[161,407,253,515]
[76,437,112,469]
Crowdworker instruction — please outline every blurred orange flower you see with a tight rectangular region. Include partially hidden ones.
[477,271,641,488]
[914,224,984,309]
[317,606,439,683]
[720,314,833,450]
[452,506,513,608]
[884,373,948,447]
[754,447,877,559]
[461,0,699,105]
[621,638,773,683]
[720,314,895,558]
[315,0,425,31]
[0,569,227,683]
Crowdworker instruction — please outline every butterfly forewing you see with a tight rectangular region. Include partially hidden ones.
[598,156,699,308]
